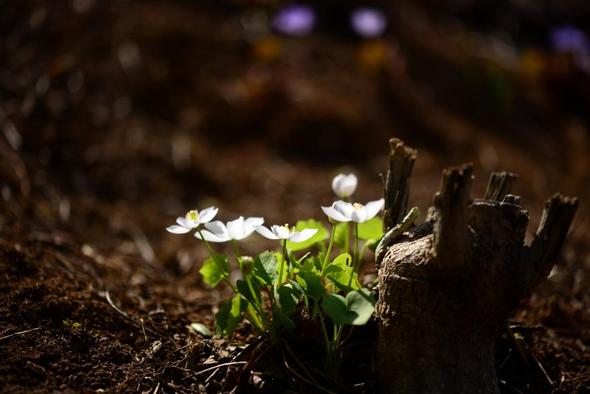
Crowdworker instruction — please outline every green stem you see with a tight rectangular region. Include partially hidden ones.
[198,230,236,292]
[230,240,268,331]
[245,304,265,332]
[353,223,359,270]
[277,239,288,287]
[315,303,331,353]
[321,224,336,276]
[333,324,343,355]
[344,223,350,256]
[241,263,268,330]
[348,224,359,287]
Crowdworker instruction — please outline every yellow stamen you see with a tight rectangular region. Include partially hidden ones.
[186,210,199,222]
[353,203,364,210]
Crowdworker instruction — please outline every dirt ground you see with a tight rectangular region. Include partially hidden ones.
[1,1,589,393]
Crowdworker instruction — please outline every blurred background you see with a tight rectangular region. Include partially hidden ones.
[1,0,589,390]
[3,0,590,265]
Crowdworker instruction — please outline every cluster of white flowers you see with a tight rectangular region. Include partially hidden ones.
[166,172,384,242]
[166,207,318,244]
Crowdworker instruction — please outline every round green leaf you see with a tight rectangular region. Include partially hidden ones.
[321,289,375,326]
[346,289,375,326]
[199,254,229,287]
[215,294,247,336]
[253,251,278,286]
[357,217,384,241]
[322,293,355,325]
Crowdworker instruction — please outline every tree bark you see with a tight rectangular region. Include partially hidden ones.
[375,140,578,394]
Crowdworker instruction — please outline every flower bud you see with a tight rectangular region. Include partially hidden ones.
[240,256,255,275]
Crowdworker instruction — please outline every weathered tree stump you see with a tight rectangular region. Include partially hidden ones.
[376,138,578,394]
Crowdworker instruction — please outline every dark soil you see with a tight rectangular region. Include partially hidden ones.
[1,1,589,392]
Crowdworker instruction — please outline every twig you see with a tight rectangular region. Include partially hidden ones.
[531,354,554,386]
[0,327,40,342]
[282,349,335,394]
[152,382,160,394]
[193,361,247,377]
[230,334,275,387]
[127,224,158,268]
[283,339,320,386]
[103,291,158,336]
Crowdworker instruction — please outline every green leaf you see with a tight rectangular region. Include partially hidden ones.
[199,254,229,287]
[253,251,278,286]
[310,253,324,271]
[321,294,353,325]
[288,279,304,295]
[321,289,375,326]
[297,259,325,300]
[236,279,260,305]
[334,218,384,247]
[330,253,352,268]
[215,294,247,336]
[357,217,384,241]
[276,284,299,314]
[324,253,360,291]
[346,289,375,325]
[286,219,329,252]
[292,252,311,271]
[272,305,295,330]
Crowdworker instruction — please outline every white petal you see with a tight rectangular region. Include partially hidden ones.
[195,229,230,243]
[166,224,191,234]
[332,174,346,194]
[255,225,279,240]
[236,225,257,240]
[245,217,264,228]
[272,225,290,239]
[288,228,318,243]
[204,221,228,237]
[227,217,245,240]
[178,216,199,228]
[363,198,385,220]
[351,209,367,223]
[332,173,357,198]
[321,206,350,222]
[333,200,355,218]
[198,206,219,223]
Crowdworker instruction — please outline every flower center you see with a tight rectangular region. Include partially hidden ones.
[186,210,199,222]
[353,203,364,210]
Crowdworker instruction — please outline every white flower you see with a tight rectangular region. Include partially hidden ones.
[194,216,264,243]
[332,173,358,198]
[255,224,318,243]
[166,207,219,234]
[321,199,384,223]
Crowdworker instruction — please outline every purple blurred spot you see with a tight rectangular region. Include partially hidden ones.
[550,25,590,71]
[550,25,589,54]
[273,4,315,37]
[351,7,387,39]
